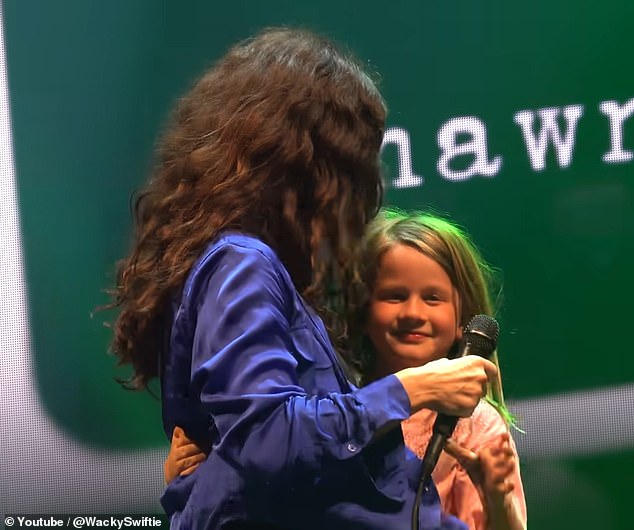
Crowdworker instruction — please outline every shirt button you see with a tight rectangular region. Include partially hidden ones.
[346,442,358,453]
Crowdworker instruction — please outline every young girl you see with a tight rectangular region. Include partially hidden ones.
[358,208,527,530]
[109,28,496,530]
[165,208,527,530]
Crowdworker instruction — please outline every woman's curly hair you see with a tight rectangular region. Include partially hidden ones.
[108,27,386,389]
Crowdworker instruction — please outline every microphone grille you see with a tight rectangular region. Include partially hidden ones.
[463,314,499,347]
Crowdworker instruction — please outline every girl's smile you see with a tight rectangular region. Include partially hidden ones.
[366,243,462,376]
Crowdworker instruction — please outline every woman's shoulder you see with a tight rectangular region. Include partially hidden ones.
[204,231,281,265]
[194,231,285,276]
[181,231,294,307]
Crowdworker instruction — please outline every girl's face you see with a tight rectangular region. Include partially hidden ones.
[366,243,462,376]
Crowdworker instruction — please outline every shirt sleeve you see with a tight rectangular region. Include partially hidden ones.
[187,242,411,486]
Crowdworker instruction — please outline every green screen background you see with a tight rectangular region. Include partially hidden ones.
[2,0,634,528]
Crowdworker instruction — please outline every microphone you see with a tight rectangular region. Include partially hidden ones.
[418,314,499,487]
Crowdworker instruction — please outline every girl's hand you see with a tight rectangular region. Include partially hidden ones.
[164,426,207,484]
[444,432,526,530]
[444,432,516,501]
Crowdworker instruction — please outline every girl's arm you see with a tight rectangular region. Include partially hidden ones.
[164,426,206,484]
[444,433,527,530]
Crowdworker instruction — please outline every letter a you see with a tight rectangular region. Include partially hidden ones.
[437,116,502,181]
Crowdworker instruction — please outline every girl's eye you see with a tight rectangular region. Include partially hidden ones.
[425,293,442,302]
[387,294,406,302]
[379,291,406,302]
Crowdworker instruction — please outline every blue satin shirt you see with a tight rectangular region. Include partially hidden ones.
[160,232,467,530]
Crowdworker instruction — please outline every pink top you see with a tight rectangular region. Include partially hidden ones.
[402,401,527,530]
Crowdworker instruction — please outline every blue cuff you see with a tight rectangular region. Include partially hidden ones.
[355,374,411,429]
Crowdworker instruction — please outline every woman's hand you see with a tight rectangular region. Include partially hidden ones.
[395,355,498,416]
[164,426,207,484]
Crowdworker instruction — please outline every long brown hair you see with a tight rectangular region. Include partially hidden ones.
[108,28,386,389]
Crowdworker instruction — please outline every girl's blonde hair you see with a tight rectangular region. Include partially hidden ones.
[352,207,514,424]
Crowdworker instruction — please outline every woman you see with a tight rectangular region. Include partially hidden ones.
[109,27,496,529]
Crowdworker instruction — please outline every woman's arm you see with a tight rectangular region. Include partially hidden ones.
[180,240,497,488]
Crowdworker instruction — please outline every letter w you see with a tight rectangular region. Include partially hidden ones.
[514,105,584,171]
